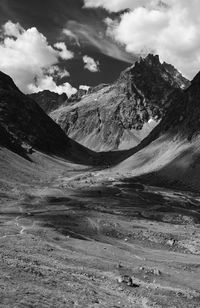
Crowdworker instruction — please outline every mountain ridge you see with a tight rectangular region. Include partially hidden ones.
[0,70,97,165]
[50,54,190,151]
[28,90,68,114]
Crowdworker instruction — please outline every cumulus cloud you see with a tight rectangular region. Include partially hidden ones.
[54,42,74,60]
[3,20,24,37]
[0,21,76,96]
[79,85,90,91]
[85,0,200,79]
[29,76,77,96]
[83,55,100,72]
[46,65,70,79]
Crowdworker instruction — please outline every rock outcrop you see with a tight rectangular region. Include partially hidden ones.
[51,54,190,151]
[28,90,68,114]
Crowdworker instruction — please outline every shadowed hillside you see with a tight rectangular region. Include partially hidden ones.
[0,71,97,165]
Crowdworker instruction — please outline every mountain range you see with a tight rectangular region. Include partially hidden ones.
[1,54,200,190]
[1,53,200,307]
[50,54,190,151]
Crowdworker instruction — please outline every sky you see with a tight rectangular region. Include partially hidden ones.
[0,0,200,96]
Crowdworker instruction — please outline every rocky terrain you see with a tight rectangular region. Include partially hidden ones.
[28,90,68,114]
[28,88,90,115]
[1,59,200,307]
[0,147,200,308]
[51,54,190,151]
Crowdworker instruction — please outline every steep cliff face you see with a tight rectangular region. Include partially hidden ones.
[51,54,190,151]
[28,90,68,114]
[157,70,200,140]
[112,70,200,190]
[0,71,96,164]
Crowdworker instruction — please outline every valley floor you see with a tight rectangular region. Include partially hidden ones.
[0,149,200,307]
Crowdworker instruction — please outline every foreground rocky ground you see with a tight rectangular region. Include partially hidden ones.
[0,152,200,307]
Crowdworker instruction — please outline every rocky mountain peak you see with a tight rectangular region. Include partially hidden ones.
[117,53,190,109]
[51,55,190,151]
[128,54,189,90]
[152,68,200,141]
[141,53,160,66]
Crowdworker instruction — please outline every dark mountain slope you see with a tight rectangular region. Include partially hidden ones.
[0,71,97,164]
[0,124,28,158]
[28,90,68,114]
[51,54,190,151]
[158,71,200,139]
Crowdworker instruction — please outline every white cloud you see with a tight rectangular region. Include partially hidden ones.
[83,0,152,12]
[83,55,100,72]
[54,42,74,60]
[0,21,76,96]
[46,65,70,79]
[79,85,90,91]
[29,75,77,96]
[63,29,80,46]
[63,29,77,39]
[62,20,134,64]
[85,0,200,79]
[3,20,24,37]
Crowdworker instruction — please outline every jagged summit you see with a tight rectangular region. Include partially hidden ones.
[51,54,190,151]
[142,53,160,65]
[120,54,190,95]
[112,67,200,190]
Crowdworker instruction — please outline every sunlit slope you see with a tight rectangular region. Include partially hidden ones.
[51,54,189,151]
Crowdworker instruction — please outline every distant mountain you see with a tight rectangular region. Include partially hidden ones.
[28,90,68,114]
[0,71,97,164]
[51,54,190,151]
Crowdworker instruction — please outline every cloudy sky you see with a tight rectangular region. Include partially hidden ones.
[0,0,200,96]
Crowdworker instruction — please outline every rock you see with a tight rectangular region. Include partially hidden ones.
[118,275,139,288]
[153,269,161,276]
[117,276,124,283]
[28,90,68,114]
[127,277,133,286]
[117,262,123,268]
[118,286,124,291]
[167,239,175,246]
